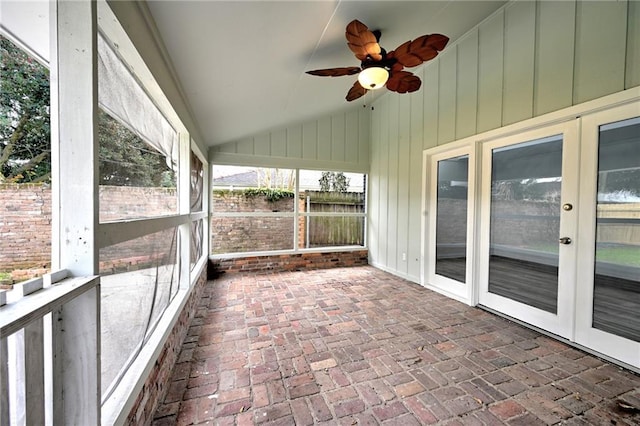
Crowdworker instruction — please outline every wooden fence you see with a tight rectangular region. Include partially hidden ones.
[304,191,365,248]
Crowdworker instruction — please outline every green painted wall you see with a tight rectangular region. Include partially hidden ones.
[210,108,370,173]
[369,0,640,281]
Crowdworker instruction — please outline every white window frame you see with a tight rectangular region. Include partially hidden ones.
[210,167,368,259]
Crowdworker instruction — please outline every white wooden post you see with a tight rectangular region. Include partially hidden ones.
[50,0,99,275]
[49,0,100,423]
[180,132,191,288]
[202,142,211,260]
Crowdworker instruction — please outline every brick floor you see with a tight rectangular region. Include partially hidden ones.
[152,266,640,425]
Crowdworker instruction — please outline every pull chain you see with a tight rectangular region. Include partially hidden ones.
[362,90,374,110]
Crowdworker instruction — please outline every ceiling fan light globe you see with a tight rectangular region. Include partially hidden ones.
[358,67,389,90]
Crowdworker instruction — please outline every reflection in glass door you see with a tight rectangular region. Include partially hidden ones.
[576,105,640,369]
[425,146,474,303]
[592,117,640,342]
[488,136,563,313]
[435,155,469,283]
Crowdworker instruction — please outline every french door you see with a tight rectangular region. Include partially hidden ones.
[575,103,640,368]
[477,122,579,339]
[424,96,639,369]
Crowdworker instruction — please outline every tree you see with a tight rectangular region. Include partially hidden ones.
[255,168,294,190]
[332,172,349,192]
[1,34,175,187]
[319,172,332,192]
[319,171,350,192]
[98,110,175,187]
[0,35,50,183]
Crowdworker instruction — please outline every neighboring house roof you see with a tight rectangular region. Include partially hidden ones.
[213,171,263,187]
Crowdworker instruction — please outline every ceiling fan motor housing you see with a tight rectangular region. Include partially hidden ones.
[360,48,397,73]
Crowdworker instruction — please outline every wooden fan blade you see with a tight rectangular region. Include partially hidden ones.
[345,20,382,62]
[390,61,404,74]
[390,34,449,68]
[306,67,361,77]
[386,71,421,93]
[346,80,367,102]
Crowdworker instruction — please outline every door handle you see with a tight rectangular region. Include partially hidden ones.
[558,237,572,245]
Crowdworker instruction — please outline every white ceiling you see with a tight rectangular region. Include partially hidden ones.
[147,1,507,147]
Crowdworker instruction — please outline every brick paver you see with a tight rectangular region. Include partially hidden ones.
[153,266,640,425]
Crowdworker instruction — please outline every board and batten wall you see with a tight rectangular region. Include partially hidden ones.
[369,0,640,282]
[210,107,370,173]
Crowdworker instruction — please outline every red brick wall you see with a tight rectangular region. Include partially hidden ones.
[2,187,365,281]
[99,186,177,222]
[214,250,369,273]
[0,185,177,278]
[99,228,178,275]
[0,184,51,271]
[436,198,562,249]
[490,200,560,247]
[211,191,296,254]
[211,216,296,253]
[211,192,365,253]
[125,267,208,426]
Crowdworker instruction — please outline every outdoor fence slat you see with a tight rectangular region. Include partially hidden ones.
[305,191,365,247]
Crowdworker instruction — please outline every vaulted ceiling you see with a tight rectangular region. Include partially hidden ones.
[146,1,507,147]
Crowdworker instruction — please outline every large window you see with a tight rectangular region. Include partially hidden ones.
[2,2,209,423]
[211,166,366,255]
[98,109,177,222]
[298,170,366,249]
[96,30,206,405]
[97,109,180,396]
[190,148,207,271]
[99,227,179,397]
[0,34,52,284]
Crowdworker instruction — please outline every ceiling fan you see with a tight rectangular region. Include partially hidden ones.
[306,20,449,102]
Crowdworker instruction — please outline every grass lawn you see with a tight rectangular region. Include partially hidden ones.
[595,245,640,267]
[523,243,640,267]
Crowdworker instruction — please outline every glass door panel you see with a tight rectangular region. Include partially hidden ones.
[435,155,469,283]
[488,136,563,313]
[592,117,640,342]
[479,121,578,339]
[425,146,475,303]
[576,103,640,370]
